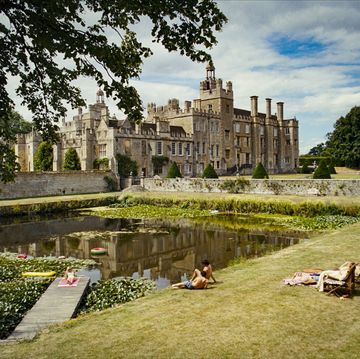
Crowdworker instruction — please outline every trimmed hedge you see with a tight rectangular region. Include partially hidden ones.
[167,162,182,178]
[202,164,218,179]
[252,163,269,179]
[313,160,331,179]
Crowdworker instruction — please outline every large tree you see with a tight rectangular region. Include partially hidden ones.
[0,0,227,182]
[0,110,32,181]
[325,106,360,168]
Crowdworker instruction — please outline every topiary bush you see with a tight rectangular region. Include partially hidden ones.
[63,148,81,170]
[313,160,331,179]
[167,162,182,178]
[202,164,218,178]
[252,163,269,179]
[301,163,313,174]
[34,141,53,171]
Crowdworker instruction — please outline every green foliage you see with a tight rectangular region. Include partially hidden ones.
[0,253,96,339]
[301,163,313,174]
[289,215,359,231]
[220,177,250,193]
[167,162,182,178]
[313,160,331,179]
[0,110,32,182]
[83,278,155,312]
[63,148,81,170]
[307,143,325,156]
[0,279,51,339]
[34,141,53,171]
[252,163,269,179]
[325,106,360,168]
[116,154,138,177]
[202,164,218,178]
[0,1,227,182]
[152,156,169,175]
[104,175,117,191]
[93,158,109,170]
[299,156,331,167]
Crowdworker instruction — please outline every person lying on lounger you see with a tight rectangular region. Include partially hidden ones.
[64,266,77,284]
[316,261,355,292]
[172,269,209,290]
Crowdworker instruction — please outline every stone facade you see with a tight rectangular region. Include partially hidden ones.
[16,65,299,177]
[143,178,360,197]
[0,171,116,199]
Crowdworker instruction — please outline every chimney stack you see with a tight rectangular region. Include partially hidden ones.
[250,96,258,117]
[277,102,284,122]
[265,98,271,118]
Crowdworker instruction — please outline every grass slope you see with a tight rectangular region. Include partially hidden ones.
[1,223,360,359]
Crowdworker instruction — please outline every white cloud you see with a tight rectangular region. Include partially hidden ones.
[5,0,360,154]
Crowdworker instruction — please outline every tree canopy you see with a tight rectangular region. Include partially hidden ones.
[63,148,81,170]
[0,0,227,182]
[324,106,360,168]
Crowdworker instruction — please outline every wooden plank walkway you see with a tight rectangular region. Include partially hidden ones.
[7,276,90,341]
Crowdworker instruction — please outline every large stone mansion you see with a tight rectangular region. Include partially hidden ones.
[16,65,299,177]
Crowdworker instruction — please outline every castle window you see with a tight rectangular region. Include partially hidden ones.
[195,122,200,131]
[274,139,278,148]
[225,130,230,140]
[246,137,250,147]
[245,124,250,134]
[216,161,220,169]
[178,143,183,156]
[260,126,264,136]
[99,144,106,158]
[186,143,191,156]
[210,145,214,157]
[171,142,176,155]
[234,123,240,133]
[225,149,230,159]
[156,141,162,155]
[216,144,219,157]
[208,104,213,113]
[285,127,290,135]
[236,136,240,146]
[286,139,291,146]
[196,142,200,154]
[202,142,206,154]
[274,128,278,137]
[246,153,250,164]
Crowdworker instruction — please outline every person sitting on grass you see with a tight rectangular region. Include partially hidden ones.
[172,269,209,290]
[190,259,216,283]
[64,266,76,284]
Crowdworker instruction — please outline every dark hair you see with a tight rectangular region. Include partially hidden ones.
[202,259,210,266]
[200,270,207,277]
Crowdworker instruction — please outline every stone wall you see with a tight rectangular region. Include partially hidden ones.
[0,171,118,199]
[143,178,360,196]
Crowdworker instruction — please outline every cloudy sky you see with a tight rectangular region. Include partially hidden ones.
[9,0,360,154]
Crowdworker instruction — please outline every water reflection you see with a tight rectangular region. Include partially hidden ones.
[0,215,303,288]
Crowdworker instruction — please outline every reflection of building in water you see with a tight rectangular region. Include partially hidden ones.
[1,219,300,284]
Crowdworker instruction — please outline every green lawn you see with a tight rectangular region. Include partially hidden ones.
[2,221,359,359]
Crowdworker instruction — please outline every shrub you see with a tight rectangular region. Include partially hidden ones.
[93,158,109,170]
[167,162,182,178]
[152,156,169,175]
[313,160,331,179]
[301,163,313,174]
[252,163,269,179]
[116,154,138,177]
[34,141,53,171]
[63,148,81,170]
[104,175,117,191]
[202,164,218,178]
[220,177,249,193]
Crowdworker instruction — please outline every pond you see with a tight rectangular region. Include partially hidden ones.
[0,214,305,288]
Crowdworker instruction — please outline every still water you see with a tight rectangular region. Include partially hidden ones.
[0,214,304,288]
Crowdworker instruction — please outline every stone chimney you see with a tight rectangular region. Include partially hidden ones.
[250,96,258,117]
[265,98,271,118]
[277,102,284,122]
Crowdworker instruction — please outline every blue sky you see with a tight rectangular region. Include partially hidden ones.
[7,0,360,154]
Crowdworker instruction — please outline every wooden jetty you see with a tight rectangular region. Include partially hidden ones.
[7,276,90,341]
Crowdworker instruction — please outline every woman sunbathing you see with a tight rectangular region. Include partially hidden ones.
[64,266,76,284]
